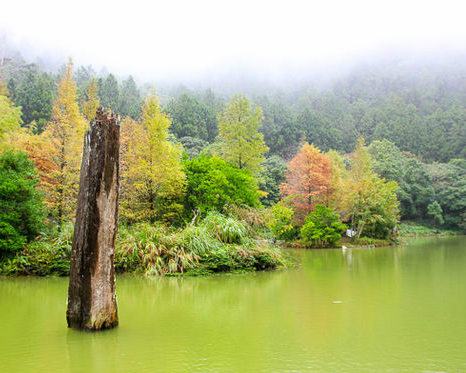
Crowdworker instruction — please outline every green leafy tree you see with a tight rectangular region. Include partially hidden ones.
[217,95,268,179]
[427,162,466,230]
[427,201,444,226]
[403,158,435,219]
[265,201,295,240]
[0,151,44,255]
[0,94,22,147]
[260,155,287,206]
[349,139,400,239]
[300,204,347,247]
[183,154,260,216]
[368,139,435,219]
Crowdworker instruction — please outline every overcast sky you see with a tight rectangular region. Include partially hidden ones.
[1,0,466,83]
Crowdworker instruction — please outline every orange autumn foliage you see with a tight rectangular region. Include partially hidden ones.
[8,128,58,192]
[280,143,332,223]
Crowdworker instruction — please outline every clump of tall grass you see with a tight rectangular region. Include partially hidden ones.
[202,211,247,244]
[181,225,221,254]
[0,222,74,276]
[1,214,289,277]
[223,204,273,239]
[115,223,198,276]
[115,213,287,276]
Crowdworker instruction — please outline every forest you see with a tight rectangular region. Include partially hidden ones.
[1,51,466,276]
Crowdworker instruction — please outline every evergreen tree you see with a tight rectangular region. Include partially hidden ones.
[99,73,119,112]
[217,95,268,179]
[118,75,141,119]
[14,70,53,133]
[165,93,216,142]
[257,96,302,158]
[297,107,343,152]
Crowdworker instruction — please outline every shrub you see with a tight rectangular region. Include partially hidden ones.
[265,201,296,241]
[183,155,260,217]
[0,151,44,256]
[300,204,347,247]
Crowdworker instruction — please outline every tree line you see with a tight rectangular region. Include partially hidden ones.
[1,54,466,258]
[3,53,466,164]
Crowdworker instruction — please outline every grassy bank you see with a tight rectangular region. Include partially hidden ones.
[0,212,289,277]
[283,236,392,249]
[398,221,461,237]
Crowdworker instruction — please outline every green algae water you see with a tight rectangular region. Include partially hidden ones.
[1,236,466,373]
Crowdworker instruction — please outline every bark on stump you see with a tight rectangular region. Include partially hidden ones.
[67,108,120,331]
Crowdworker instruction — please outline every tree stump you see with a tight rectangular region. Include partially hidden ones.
[67,108,120,330]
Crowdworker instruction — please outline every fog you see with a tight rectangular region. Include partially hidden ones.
[1,0,466,89]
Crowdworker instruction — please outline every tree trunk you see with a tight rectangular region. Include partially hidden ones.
[67,108,120,331]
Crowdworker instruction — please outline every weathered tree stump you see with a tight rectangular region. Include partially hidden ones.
[67,108,120,331]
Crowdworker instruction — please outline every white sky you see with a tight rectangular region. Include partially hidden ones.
[1,0,466,82]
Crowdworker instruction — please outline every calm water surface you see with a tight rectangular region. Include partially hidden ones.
[1,236,466,372]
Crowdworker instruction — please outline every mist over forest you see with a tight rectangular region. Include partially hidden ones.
[2,0,466,369]
[1,28,466,249]
[2,35,466,162]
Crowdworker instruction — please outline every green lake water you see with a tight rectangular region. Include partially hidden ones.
[1,236,466,372]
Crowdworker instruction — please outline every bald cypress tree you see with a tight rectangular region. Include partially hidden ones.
[42,59,87,226]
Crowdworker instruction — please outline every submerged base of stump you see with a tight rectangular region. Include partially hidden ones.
[66,108,120,331]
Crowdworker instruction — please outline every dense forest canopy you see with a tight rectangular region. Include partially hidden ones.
[1,45,466,255]
[3,49,466,163]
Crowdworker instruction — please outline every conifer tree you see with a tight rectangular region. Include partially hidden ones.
[99,73,119,112]
[217,95,268,180]
[81,78,100,121]
[14,70,53,133]
[0,93,22,147]
[348,139,399,239]
[42,59,87,226]
[118,75,141,119]
[280,143,332,223]
[120,94,186,223]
